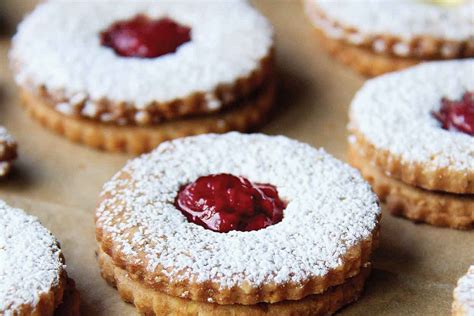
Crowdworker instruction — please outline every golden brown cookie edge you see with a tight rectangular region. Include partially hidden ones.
[20,80,276,154]
[348,143,474,229]
[13,50,275,125]
[305,1,474,61]
[347,130,473,194]
[97,247,372,316]
[96,208,379,305]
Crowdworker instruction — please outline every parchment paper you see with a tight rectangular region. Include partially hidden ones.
[0,1,472,315]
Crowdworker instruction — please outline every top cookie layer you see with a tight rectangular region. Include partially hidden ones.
[96,132,380,304]
[0,201,65,314]
[11,0,273,119]
[349,60,474,194]
[0,127,14,144]
[311,0,474,41]
[306,0,474,59]
[454,266,474,315]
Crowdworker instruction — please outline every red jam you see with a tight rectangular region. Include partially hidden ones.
[100,15,191,58]
[433,92,474,136]
[175,174,286,233]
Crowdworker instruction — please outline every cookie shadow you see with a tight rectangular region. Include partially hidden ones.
[0,160,37,191]
[275,65,313,116]
[374,214,415,264]
[262,64,315,132]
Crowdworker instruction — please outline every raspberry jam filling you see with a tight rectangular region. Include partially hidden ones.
[433,92,474,136]
[175,174,286,233]
[100,15,191,58]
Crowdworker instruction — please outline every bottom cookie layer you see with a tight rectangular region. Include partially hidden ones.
[12,275,80,316]
[0,132,17,177]
[348,145,474,229]
[55,278,81,316]
[315,29,420,77]
[97,248,370,316]
[20,82,275,154]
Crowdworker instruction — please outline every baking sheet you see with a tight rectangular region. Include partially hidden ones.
[0,1,472,315]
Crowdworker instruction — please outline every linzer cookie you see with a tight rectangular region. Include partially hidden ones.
[453,266,474,316]
[10,1,275,153]
[0,200,80,315]
[0,126,17,177]
[348,60,474,229]
[96,133,381,315]
[304,0,474,76]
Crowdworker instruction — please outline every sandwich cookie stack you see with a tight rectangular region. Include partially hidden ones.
[348,60,474,229]
[96,133,381,315]
[10,0,275,153]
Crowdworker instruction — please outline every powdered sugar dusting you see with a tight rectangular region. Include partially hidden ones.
[0,163,12,177]
[350,60,474,173]
[454,266,474,314]
[0,126,15,165]
[0,201,64,314]
[309,0,474,41]
[11,0,273,111]
[96,133,380,288]
[0,127,15,147]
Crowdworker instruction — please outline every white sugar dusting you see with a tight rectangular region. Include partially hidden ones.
[0,127,15,160]
[0,201,64,314]
[455,266,474,314]
[10,0,273,111]
[350,60,474,173]
[0,127,15,146]
[0,163,11,177]
[96,133,380,289]
[309,0,474,41]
